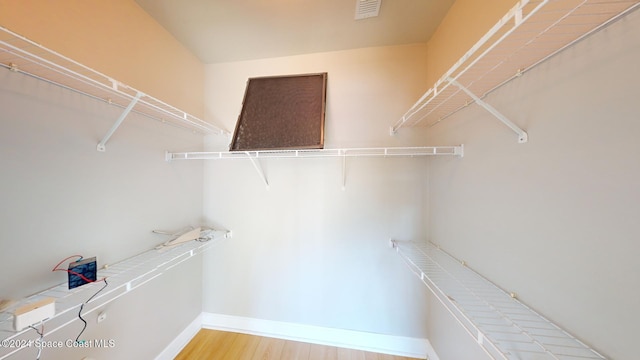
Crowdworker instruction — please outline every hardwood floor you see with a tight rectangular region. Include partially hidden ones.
[175,329,421,360]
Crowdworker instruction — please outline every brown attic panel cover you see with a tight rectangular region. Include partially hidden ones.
[230,73,327,151]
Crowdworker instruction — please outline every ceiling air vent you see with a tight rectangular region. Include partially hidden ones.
[355,0,381,20]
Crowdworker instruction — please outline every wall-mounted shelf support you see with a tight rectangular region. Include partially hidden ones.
[246,153,269,189]
[447,77,528,143]
[341,151,347,190]
[97,92,143,152]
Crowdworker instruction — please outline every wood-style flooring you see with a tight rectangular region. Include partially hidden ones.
[175,329,421,360]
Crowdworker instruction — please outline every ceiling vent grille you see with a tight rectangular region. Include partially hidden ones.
[355,0,381,20]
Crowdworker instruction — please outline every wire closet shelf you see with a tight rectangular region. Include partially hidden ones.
[392,0,640,139]
[0,26,227,141]
[392,240,605,360]
[0,230,229,360]
[166,146,464,161]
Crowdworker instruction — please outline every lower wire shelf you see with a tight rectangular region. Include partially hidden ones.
[0,230,229,359]
[391,240,605,360]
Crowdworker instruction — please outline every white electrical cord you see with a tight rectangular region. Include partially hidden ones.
[28,322,44,360]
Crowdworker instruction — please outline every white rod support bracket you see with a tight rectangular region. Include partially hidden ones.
[514,7,523,26]
[447,77,528,143]
[165,151,173,162]
[342,152,347,190]
[97,92,143,152]
[246,153,269,189]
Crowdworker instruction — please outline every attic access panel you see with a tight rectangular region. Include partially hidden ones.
[230,73,327,151]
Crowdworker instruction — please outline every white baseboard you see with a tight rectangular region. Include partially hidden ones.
[155,313,202,360]
[202,312,437,359]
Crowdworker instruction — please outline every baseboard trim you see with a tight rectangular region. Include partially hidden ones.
[155,313,202,360]
[202,312,436,359]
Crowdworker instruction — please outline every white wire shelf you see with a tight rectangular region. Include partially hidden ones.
[0,230,229,360]
[167,147,463,189]
[166,146,464,161]
[392,0,640,141]
[392,240,605,360]
[0,26,228,150]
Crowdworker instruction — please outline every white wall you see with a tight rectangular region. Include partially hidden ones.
[425,8,640,360]
[0,68,205,358]
[201,44,433,338]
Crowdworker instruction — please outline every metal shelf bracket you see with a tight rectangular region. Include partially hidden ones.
[97,92,143,152]
[341,150,347,190]
[447,77,528,143]
[246,153,269,189]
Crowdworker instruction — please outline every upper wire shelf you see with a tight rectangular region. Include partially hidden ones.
[0,26,228,138]
[0,230,229,360]
[392,0,640,135]
[166,146,464,161]
[392,240,605,360]
[167,146,463,189]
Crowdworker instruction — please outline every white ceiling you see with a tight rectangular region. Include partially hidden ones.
[135,0,456,64]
